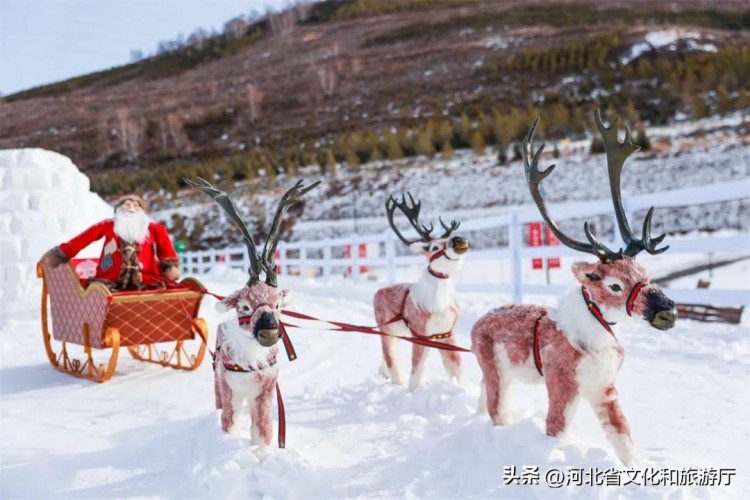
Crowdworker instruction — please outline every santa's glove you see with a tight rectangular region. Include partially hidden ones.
[41,247,69,268]
[159,259,181,282]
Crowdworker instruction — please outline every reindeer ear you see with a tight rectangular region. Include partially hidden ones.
[572,262,599,284]
[216,290,241,312]
[409,241,430,255]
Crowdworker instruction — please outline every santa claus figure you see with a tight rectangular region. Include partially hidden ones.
[42,195,181,290]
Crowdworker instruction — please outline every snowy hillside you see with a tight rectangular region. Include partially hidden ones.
[1,263,748,498]
[151,113,750,249]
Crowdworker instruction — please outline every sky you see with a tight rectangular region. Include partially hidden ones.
[0,0,288,95]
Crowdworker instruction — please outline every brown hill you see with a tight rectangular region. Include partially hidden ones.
[0,0,748,198]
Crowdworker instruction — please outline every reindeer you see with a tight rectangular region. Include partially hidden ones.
[374,194,470,390]
[186,177,318,455]
[471,110,677,467]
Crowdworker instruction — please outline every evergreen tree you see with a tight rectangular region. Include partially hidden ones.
[385,131,404,161]
[634,126,651,151]
[415,129,435,156]
[441,140,454,161]
[716,85,732,115]
[691,95,708,120]
[469,130,485,155]
[344,148,360,171]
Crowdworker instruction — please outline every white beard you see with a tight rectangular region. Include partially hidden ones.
[113,209,151,243]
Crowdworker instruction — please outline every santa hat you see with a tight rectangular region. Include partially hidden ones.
[114,194,148,212]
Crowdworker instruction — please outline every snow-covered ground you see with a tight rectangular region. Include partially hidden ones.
[1,260,748,499]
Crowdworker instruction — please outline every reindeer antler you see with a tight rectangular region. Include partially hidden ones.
[523,118,623,262]
[439,216,460,239]
[386,193,436,245]
[185,177,263,284]
[595,109,668,257]
[262,179,320,287]
[523,109,669,262]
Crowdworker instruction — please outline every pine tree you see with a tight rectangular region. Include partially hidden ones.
[415,129,435,156]
[344,148,360,171]
[691,95,708,120]
[716,85,732,115]
[469,130,485,155]
[634,126,651,151]
[441,140,454,161]
[385,131,404,161]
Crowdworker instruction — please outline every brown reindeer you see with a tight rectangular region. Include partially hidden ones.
[471,110,677,466]
[187,177,318,457]
[374,194,470,390]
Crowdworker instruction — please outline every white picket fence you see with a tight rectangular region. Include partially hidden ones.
[182,180,750,307]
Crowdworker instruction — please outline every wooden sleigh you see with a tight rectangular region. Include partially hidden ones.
[37,261,209,382]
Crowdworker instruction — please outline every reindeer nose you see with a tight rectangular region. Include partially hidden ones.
[257,328,280,347]
[652,307,677,331]
[451,237,470,254]
[255,312,280,346]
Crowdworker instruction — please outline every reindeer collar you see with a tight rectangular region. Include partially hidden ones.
[213,345,278,373]
[427,249,454,279]
[581,286,616,338]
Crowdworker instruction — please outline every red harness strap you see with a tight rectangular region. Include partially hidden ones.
[390,289,454,341]
[626,281,646,317]
[280,309,470,353]
[532,314,546,376]
[581,286,616,338]
[275,382,286,448]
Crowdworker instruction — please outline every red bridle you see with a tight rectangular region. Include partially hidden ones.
[626,281,647,317]
[428,249,452,279]
[581,286,616,337]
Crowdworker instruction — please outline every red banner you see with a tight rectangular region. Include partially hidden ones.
[528,223,543,270]
[544,225,561,269]
[346,244,368,274]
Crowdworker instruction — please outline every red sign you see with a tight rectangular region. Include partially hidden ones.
[544,225,561,269]
[528,223,543,270]
[346,243,368,275]
[70,258,99,279]
[275,251,281,275]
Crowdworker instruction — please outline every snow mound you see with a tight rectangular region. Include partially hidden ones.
[0,149,112,319]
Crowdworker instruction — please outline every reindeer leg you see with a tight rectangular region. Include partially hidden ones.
[380,334,404,386]
[408,343,429,391]
[214,364,223,410]
[438,335,463,383]
[544,369,580,440]
[220,377,242,436]
[250,376,276,459]
[474,330,512,424]
[590,386,641,467]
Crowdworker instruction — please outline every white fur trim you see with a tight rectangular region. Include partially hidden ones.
[218,321,278,369]
[548,287,620,353]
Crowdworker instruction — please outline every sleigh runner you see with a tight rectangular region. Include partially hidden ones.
[37,260,209,382]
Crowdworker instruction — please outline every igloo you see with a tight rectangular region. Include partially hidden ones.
[0,149,113,322]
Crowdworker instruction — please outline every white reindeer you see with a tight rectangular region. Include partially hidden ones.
[374,193,470,390]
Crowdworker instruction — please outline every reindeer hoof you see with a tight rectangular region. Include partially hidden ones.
[253,446,272,461]
[227,423,243,437]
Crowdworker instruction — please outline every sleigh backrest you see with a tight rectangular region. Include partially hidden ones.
[39,262,206,348]
[40,261,110,348]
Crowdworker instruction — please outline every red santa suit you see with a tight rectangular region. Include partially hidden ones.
[57,219,178,287]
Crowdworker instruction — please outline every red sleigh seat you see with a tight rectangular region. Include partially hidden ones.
[37,261,209,382]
